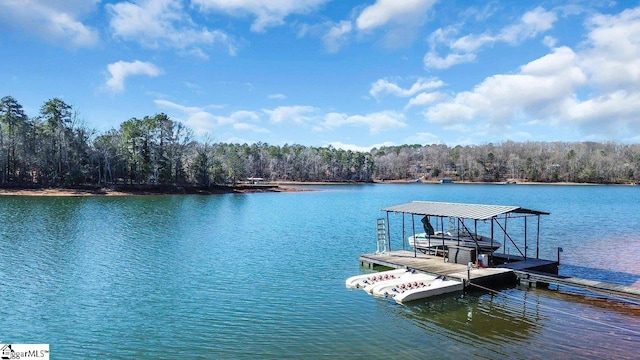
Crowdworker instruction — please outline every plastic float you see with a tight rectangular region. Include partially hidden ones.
[346,269,463,303]
[345,268,412,289]
[365,273,438,296]
[392,278,464,304]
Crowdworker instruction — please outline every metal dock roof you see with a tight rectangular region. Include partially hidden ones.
[380,201,549,220]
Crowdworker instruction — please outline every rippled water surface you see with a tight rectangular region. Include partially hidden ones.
[1,184,639,359]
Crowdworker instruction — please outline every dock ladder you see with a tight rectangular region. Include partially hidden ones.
[376,218,387,254]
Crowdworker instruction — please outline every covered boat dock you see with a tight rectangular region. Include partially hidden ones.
[359,201,640,303]
[378,201,552,269]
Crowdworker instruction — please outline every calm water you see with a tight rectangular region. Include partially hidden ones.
[1,184,639,359]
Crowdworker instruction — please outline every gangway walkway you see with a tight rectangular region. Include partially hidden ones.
[513,269,640,301]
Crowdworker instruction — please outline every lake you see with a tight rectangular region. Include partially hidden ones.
[1,184,639,359]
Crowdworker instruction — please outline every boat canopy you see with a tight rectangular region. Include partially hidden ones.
[380,201,549,221]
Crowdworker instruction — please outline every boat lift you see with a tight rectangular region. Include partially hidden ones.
[380,201,550,264]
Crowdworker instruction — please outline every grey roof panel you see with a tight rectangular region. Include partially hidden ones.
[380,201,549,220]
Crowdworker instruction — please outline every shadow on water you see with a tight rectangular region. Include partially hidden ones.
[393,291,542,340]
[378,291,545,359]
[386,287,640,359]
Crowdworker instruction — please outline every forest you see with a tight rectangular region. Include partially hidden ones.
[1,95,640,188]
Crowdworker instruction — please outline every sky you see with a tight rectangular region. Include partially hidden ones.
[1,0,640,151]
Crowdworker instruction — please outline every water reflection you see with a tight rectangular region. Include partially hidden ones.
[388,287,640,359]
[394,290,542,341]
[3,185,640,359]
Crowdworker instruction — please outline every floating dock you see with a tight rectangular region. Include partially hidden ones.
[360,250,519,287]
[359,250,640,302]
[363,200,640,303]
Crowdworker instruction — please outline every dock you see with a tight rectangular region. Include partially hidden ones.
[512,269,640,301]
[359,250,640,302]
[365,200,640,304]
[360,251,517,287]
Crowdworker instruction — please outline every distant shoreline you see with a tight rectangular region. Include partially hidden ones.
[0,179,635,197]
[373,179,638,186]
[0,184,307,197]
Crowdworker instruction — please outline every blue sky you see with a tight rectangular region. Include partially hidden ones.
[1,0,640,151]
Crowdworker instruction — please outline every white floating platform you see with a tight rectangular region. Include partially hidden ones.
[393,279,464,303]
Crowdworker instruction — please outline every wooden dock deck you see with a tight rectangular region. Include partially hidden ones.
[359,251,516,286]
[359,250,640,302]
[493,253,559,273]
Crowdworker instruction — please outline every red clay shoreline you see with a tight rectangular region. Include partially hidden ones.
[0,184,307,197]
[0,179,634,197]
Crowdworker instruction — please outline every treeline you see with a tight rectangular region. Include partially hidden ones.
[1,95,639,188]
[375,142,640,184]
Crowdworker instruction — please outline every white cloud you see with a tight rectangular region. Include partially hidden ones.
[220,110,261,125]
[155,100,265,135]
[424,46,587,127]
[543,35,557,48]
[424,102,476,125]
[323,111,407,133]
[520,46,580,76]
[0,0,99,47]
[580,6,640,92]
[568,90,640,126]
[107,0,237,56]
[427,25,459,48]
[559,7,640,136]
[404,132,442,145]
[424,51,477,69]
[325,141,395,152]
[156,102,407,139]
[425,7,557,70]
[406,92,446,109]
[453,7,557,51]
[356,0,436,31]
[555,7,640,138]
[154,99,217,134]
[370,77,444,99]
[498,7,557,45]
[304,0,437,53]
[420,3,640,141]
[322,21,352,53]
[355,0,437,47]
[106,60,163,92]
[192,0,330,32]
[263,106,319,124]
[450,33,494,53]
[268,93,287,100]
[233,122,270,133]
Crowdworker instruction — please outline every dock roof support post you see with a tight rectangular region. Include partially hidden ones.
[440,216,446,262]
[386,211,391,252]
[536,215,541,259]
[428,216,432,249]
[503,215,508,256]
[491,217,496,252]
[402,214,406,251]
[524,216,528,261]
[411,214,417,258]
